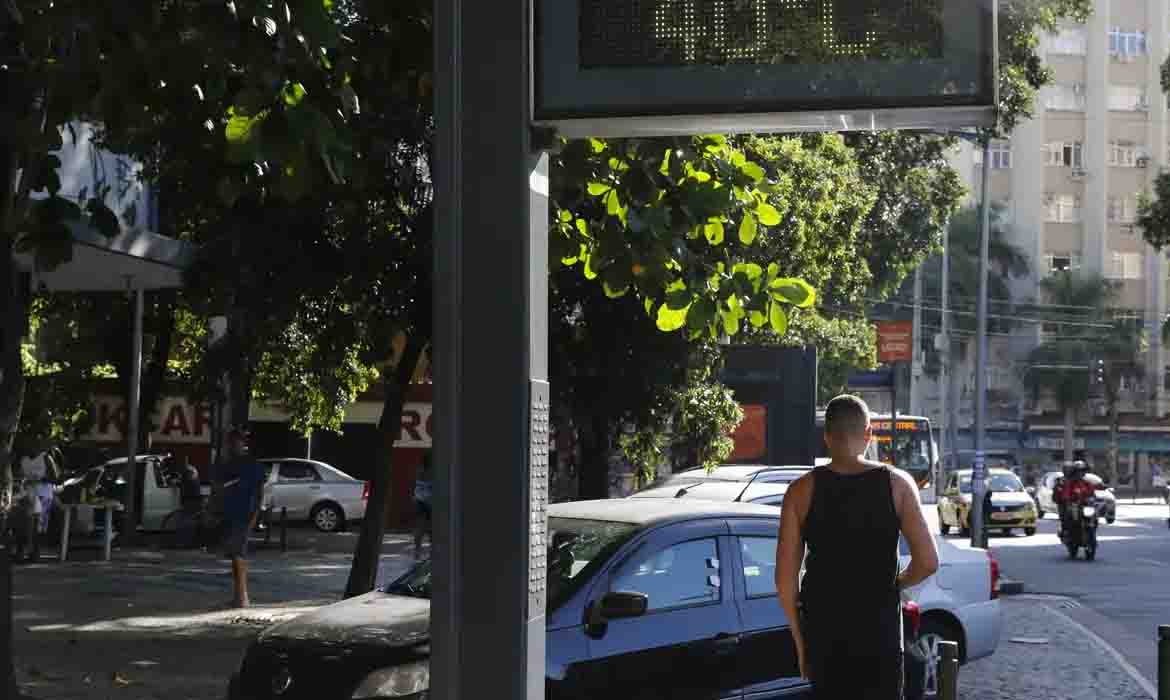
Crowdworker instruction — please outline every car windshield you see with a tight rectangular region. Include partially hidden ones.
[960,474,1024,494]
[383,517,638,611]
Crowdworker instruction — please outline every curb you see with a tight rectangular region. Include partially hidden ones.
[1000,578,1025,595]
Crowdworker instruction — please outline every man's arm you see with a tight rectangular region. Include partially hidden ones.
[893,469,939,591]
[775,474,812,679]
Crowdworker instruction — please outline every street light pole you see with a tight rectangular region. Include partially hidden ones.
[971,136,993,549]
[938,215,950,501]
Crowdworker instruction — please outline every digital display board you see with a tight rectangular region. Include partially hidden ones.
[534,0,996,137]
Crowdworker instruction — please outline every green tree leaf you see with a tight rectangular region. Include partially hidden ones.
[587,182,611,196]
[282,82,308,107]
[657,303,689,332]
[769,278,817,308]
[756,202,781,226]
[769,302,789,335]
[703,220,724,245]
[738,212,758,245]
[740,161,766,183]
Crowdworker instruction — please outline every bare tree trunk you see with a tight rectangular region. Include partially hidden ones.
[344,336,425,598]
[137,292,177,449]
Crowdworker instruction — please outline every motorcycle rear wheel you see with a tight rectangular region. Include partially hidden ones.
[1066,542,1079,559]
[1085,545,1097,561]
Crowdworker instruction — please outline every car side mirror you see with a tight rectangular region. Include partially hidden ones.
[587,591,649,634]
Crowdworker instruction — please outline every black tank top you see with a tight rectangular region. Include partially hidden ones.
[800,465,902,653]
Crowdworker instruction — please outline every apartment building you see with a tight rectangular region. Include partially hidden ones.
[930,0,1170,482]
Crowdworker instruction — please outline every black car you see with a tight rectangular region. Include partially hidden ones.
[229,499,921,700]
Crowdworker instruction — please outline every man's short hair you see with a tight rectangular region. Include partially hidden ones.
[824,395,870,436]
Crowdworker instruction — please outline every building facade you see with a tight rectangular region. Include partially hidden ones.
[928,0,1170,485]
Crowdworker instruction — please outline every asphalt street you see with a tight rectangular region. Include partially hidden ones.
[929,501,1170,688]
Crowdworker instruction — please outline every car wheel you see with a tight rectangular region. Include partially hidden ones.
[918,617,961,699]
[939,521,950,536]
[1024,527,1036,536]
[1036,509,1044,519]
[311,503,344,533]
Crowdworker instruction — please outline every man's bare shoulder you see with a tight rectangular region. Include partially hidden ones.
[785,470,816,505]
[886,467,921,504]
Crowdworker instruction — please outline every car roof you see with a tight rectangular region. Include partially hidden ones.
[663,465,812,483]
[630,480,790,503]
[954,468,1016,477]
[549,499,779,526]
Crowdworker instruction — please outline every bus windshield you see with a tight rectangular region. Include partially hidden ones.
[814,414,934,478]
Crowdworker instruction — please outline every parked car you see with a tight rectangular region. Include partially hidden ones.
[1035,470,1116,524]
[631,469,1002,699]
[938,469,1037,537]
[58,454,209,534]
[257,459,369,533]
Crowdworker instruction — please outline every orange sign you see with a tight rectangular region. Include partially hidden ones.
[729,405,767,461]
[876,321,913,363]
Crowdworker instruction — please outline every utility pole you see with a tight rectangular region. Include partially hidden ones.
[911,266,923,416]
[938,220,951,502]
[971,136,992,549]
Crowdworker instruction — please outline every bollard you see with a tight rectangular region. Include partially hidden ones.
[1159,625,1169,700]
[280,507,288,553]
[938,640,960,700]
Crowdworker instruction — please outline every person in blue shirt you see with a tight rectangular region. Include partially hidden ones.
[219,429,265,608]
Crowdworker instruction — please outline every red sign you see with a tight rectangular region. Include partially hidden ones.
[729,405,767,462]
[876,321,913,364]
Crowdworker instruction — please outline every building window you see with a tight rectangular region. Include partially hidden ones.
[1046,252,1083,274]
[1044,194,1082,223]
[1049,27,1088,55]
[1108,84,1148,111]
[1046,83,1086,111]
[975,141,1012,169]
[1108,141,1146,167]
[1108,195,1139,223]
[1044,142,1084,168]
[1108,28,1147,59]
[1107,252,1144,280]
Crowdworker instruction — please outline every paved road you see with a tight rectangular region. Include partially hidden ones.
[928,501,1169,686]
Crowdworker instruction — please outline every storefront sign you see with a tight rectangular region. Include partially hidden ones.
[86,395,212,445]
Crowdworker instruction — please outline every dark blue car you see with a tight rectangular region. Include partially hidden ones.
[230,499,919,699]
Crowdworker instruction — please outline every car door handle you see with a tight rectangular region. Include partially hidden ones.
[709,633,740,655]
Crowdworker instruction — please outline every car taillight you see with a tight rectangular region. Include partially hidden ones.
[361,482,371,500]
[988,551,1000,600]
[902,600,922,638]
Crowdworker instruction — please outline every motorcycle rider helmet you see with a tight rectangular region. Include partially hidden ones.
[1070,460,1090,479]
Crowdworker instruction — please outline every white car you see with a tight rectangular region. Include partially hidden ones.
[258,459,369,532]
[901,535,1002,697]
[631,469,1003,698]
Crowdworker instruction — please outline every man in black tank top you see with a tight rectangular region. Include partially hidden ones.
[776,395,939,699]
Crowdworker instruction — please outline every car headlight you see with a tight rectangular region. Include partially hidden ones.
[351,661,429,699]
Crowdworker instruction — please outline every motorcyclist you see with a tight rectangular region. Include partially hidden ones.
[1054,461,1099,539]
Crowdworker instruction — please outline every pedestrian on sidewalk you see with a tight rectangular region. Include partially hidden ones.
[413,451,433,561]
[219,429,265,608]
[776,395,939,699]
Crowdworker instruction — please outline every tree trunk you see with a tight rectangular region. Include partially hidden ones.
[137,293,177,448]
[1063,405,1075,467]
[577,413,611,500]
[344,335,426,598]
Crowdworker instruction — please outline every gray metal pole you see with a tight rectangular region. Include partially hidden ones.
[432,0,548,697]
[939,219,950,500]
[938,640,960,700]
[125,284,144,542]
[911,266,923,416]
[971,136,992,548]
[1159,624,1169,700]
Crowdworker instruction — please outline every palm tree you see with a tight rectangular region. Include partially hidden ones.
[1024,272,1141,480]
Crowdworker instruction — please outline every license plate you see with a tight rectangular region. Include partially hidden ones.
[991,512,1014,521]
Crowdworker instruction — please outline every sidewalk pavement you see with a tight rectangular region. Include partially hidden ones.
[12,531,420,700]
[960,597,1153,700]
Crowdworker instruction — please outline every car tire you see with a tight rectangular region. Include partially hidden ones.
[311,503,345,533]
[1024,527,1036,536]
[1036,510,1044,519]
[939,521,950,536]
[918,617,962,699]
[1106,513,1115,525]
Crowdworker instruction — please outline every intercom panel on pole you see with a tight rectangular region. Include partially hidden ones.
[534,0,997,138]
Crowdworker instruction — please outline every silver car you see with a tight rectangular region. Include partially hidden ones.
[258,459,370,532]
